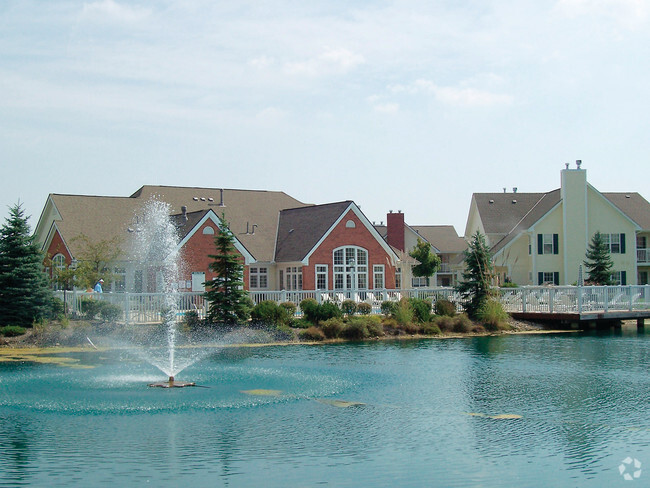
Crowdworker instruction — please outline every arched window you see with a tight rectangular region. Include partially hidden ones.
[203,226,215,235]
[52,254,66,271]
[333,246,367,290]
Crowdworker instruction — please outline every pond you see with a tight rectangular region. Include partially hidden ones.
[1,328,649,487]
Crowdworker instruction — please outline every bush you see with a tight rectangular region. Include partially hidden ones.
[79,298,103,319]
[348,316,384,338]
[342,320,369,340]
[501,282,518,288]
[381,300,397,317]
[299,326,326,341]
[434,298,456,317]
[0,325,27,337]
[300,298,320,323]
[251,300,284,325]
[341,299,357,316]
[318,302,342,322]
[435,315,454,333]
[292,317,312,329]
[421,323,442,335]
[99,302,122,323]
[452,314,473,333]
[476,299,510,331]
[48,296,66,320]
[393,298,414,326]
[279,302,297,322]
[320,318,345,339]
[183,310,203,329]
[409,298,432,323]
[357,302,372,315]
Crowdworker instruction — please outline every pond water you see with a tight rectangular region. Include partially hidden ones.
[1,328,649,487]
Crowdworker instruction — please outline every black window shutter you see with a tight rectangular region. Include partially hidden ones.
[621,271,627,285]
[538,234,543,255]
[538,272,544,285]
[553,234,559,255]
[620,233,626,254]
[553,272,560,285]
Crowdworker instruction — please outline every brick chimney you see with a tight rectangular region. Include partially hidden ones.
[386,210,405,251]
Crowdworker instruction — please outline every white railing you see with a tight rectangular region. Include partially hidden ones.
[498,285,650,314]
[638,248,650,263]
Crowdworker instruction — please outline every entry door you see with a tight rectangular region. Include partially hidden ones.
[192,272,205,292]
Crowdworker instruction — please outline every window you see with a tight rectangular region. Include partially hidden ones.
[395,267,402,289]
[412,276,428,287]
[51,254,66,290]
[603,233,626,254]
[538,234,558,255]
[113,266,126,292]
[373,265,385,289]
[333,247,368,290]
[611,271,627,285]
[316,265,328,290]
[538,271,559,285]
[284,267,302,290]
[250,267,268,289]
[203,226,215,235]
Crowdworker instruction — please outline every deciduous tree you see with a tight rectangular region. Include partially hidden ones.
[409,238,441,286]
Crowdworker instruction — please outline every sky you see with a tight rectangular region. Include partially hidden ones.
[1,0,649,236]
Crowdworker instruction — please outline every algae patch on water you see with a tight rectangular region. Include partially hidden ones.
[241,389,283,396]
[0,347,96,369]
[465,412,522,420]
[316,399,366,408]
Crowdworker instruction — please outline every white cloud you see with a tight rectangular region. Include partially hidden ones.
[391,79,513,108]
[249,56,276,70]
[554,0,648,28]
[284,47,365,76]
[82,0,151,23]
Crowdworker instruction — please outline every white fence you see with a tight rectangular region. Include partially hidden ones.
[499,285,650,314]
[55,285,650,325]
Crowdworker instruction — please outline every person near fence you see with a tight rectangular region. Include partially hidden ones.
[94,279,104,293]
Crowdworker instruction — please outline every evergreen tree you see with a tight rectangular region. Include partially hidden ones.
[457,231,495,317]
[409,238,441,286]
[204,215,250,325]
[0,203,52,326]
[584,231,614,285]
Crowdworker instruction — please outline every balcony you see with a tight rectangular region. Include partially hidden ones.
[638,248,650,263]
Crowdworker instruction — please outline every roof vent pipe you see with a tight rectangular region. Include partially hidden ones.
[219,189,225,207]
[503,188,507,193]
[576,160,582,169]
[181,206,188,221]
[513,187,517,193]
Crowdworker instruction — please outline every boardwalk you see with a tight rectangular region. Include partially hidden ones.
[499,285,650,324]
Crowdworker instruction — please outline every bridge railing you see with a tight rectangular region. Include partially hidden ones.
[498,285,650,314]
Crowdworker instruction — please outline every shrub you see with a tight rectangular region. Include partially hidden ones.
[320,318,345,339]
[0,325,27,337]
[48,296,66,320]
[409,298,432,323]
[342,320,369,340]
[381,300,397,317]
[357,302,372,315]
[435,315,454,333]
[393,298,414,326]
[183,310,203,329]
[300,298,320,323]
[434,298,456,317]
[421,323,442,335]
[341,299,357,316]
[79,298,103,320]
[292,317,312,329]
[501,282,518,288]
[452,314,473,333]
[476,299,510,331]
[318,302,342,322]
[381,317,400,335]
[299,326,326,341]
[251,300,284,325]
[279,302,297,323]
[99,302,122,323]
[348,316,384,338]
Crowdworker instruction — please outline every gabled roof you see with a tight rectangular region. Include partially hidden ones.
[39,186,309,262]
[409,226,468,254]
[274,201,354,262]
[603,192,650,230]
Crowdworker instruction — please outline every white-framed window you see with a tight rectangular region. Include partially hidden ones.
[373,265,385,289]
[52,253,66,271]
[412,276,428,287]
[537,233,558,255]
[316,265,328,290]
[284,267,302,290]
[395,267,402,289]
[113,266,126,292]
[249,267,268,289]
[611,270,627,285]
[543,234,554,254]
[333,247,368,290]
[538,271,559,285]
[602,233,624,254]
[203,226,215,235]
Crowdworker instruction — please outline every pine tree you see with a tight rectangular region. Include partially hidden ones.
[204,215,250,325]
[409,238,441,286]
[584,231,614,285]
[457,231,495,317]
[0,203,52,326]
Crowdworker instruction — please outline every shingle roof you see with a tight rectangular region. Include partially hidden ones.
[46,186,309,261]
[409,226,467,254]
[602,192,650,230]
[274,201,354,262]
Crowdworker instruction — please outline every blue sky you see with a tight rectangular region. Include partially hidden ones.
[1,0,649,235]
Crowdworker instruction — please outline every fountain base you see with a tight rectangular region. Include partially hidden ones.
[148,376,196,388]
